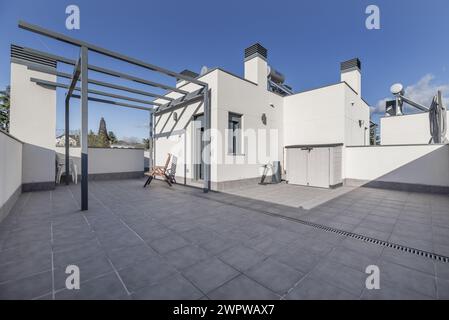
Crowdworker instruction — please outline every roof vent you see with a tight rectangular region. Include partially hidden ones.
[244,43,268,61]
[340,58,361,72]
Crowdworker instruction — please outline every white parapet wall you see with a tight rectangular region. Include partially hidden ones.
[0,130,23,222]
[55,147,145,179]
[380,113,449,145]
[344,144,449,192]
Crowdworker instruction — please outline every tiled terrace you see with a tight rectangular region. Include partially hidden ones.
[0,179,448,300]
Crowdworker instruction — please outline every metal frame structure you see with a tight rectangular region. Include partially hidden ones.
[16,21,211,211]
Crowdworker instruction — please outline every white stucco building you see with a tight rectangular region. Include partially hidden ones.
[153,43,370,190]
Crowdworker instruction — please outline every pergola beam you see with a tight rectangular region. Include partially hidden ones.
[80,46,88,211]
[19,21,208,87]
[26,64,172,102]
[71,94,153,112]
[155,93,204,116]
[30,78,159,108]
[18,47,190,95]
[66,57,81,102]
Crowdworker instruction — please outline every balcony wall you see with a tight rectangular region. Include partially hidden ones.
[0,130,23,222]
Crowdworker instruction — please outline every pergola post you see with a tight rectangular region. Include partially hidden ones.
[80,46,89,211]
[149,111,154,170]
[64,98,70,185]
[203,86,211,193]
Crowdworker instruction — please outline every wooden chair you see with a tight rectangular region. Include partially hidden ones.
[166,155,178,184]
[143,153,173,188]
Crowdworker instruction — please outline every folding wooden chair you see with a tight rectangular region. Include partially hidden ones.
[143,153,173,188]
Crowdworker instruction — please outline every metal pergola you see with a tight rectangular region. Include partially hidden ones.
[16,21,211,211]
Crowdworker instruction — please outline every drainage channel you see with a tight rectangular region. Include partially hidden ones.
[192,191,449,264]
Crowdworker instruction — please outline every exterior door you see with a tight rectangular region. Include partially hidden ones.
[193,115,204,181]
[287,147,330,188]
[308,148,330,188]
[287,148,308,186]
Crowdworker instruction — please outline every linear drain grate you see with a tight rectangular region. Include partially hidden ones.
[193,192,449,264]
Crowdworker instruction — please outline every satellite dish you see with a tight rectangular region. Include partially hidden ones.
[390,83,404,96]
[200,66,209,75]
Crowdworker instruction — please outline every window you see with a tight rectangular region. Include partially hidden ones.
[228,112,242,155]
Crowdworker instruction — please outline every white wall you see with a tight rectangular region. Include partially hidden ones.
[283,84,346,146]
[55,147,144,174]
[345,144,449,187]
[10,63,57,149]
[0,131,23,218]
[22,143,55,184]
[381,113,449,145]
[344,86,371,146]
[215,70,283,183]
[154,69,284,185]
[10,62,57,184]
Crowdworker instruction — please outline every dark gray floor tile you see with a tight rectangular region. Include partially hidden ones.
[0,271,52,300]
[132,274,203,300]
[55,272,129,300]
[118,256,177,292]
[271,246,321,273]
[53,242,105,269]
[286,277,358,300]
[437,278,449,299]
[361,282,433,300]
[208,274,279,300]
[381,247,435,276]
[218,245,267,272]
[150,234,189,254]
[378,260,437,298]
[107,243,158,270]
[0,252,51,283]
[182,257,240,294]
[245,258,303,294]
[164,245,211,270]
[309,259,366,297]
[327,246,379,273]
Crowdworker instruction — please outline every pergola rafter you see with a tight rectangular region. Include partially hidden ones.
[16,21,211,211]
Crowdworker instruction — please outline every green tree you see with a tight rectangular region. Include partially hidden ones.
[88,130,97,147]
[96,117,110,148]
[108,131,118,144]
[0,86,10,132]
[143,138,150,150]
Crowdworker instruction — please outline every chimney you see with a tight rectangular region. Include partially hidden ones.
[340,58,362,96]
[176,69,199,88]
[244,43,268,89]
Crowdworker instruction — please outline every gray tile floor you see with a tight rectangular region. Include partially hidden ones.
[0,179,448,300]
[223,182,356,209]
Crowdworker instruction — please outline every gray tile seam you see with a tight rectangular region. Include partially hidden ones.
[280,241,358,300]
[50,220,55,300]
[79,207,131,297]
[68,185,130,297]
[0,268,52,286]
[87,184,209,298]
[214,255,283,299]
[189,190,449,263]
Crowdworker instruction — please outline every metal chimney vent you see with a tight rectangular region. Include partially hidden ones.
[245,43,268,60]
[340,58,361,71]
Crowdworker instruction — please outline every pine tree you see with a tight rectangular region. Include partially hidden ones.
[97,117,111,147]
[0,86,10,132]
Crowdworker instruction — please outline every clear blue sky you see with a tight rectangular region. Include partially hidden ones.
[1,0,448,140]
